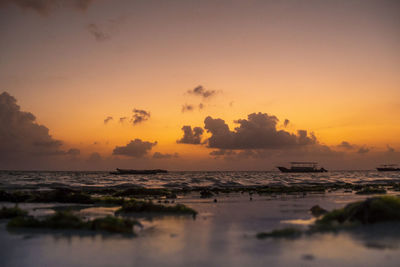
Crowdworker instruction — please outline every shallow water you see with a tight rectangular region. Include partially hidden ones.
[1,170,400,190]
[2,192,400,267]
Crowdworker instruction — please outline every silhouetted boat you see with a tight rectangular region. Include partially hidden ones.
[110,168,168,175]
[376,164,400,172]
[277,162,327,173]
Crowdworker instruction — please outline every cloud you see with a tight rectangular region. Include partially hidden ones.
[209,149,236,157]
[181,104,194,113]
[67,148,80,156]
[387,145,395,153]
[3,0,93,16]
[131,109,150,125]
[0,92,78,164]
[112,139,157,158]
[104,116,113,124]
[119,117,127,123]
[199,103,204,110]
[187,85,216,99]
[204,112,317,150]
[87,23,110,42]
[152,152,179,159]
[357,146,370,154]
[283,119,290,127]
[177,126,204,144]
[338,141,355,150]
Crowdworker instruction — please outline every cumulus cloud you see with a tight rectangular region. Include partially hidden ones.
[2,0,93,16]
[87,23,110,42]
[357,146,370,154]
[337,141,355,150]
[177,126,204,144]
[112,139,157,158]
[104,116,113,124]
[0,92,78,164]
[187,85,216,99]
[131,109,150,125]
[181,104,194,113]
[152,152,179,159]
[204,112,317,150]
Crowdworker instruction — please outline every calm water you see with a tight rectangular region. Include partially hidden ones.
[1,170,400,190]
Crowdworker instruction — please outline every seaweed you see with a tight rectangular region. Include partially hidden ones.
[113,188,177,199]
[90,216,141,234]
[7,210,139,234]
[115,199,197,216]
[256,228,302,239]
[200,190,214,198]
[316,196,400,226]
[356,187,387,195]
[310,205,328,217]
[0,206,28,219]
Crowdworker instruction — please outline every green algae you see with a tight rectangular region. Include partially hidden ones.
[256,228,302,239]
[7,210,139,234]
[356,187,387,195]
[316,196,400,226]
[200,190,214,198]
[115,199,197,216]
[0,206,28,219]
[310,205,328,217]
[113,188,177,199]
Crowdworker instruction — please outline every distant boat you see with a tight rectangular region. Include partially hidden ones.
[376,164,400,172]
[110,168,168,175]
[277,162,327,173]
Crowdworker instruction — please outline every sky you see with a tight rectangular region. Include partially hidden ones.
[0,0,399,170]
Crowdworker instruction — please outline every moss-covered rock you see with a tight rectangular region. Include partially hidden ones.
[316,196,400,226]
[90,216,141,234]
[0,206,28,219]
[356,187,386,195]
[115,200,197,216]
[310,205,328,217]
[256,228,302,239]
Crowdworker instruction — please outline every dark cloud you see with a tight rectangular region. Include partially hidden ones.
[104,116,113,124]
[152,152,179,159]
[357,146,370,154]
[209,149,236,157]
[0,92,78,164]
[283,119,290,127]
[177,126,204,145]
[87,23,110,42]
[67,148,80,156]
[187,85,216,99]
[3,0,93,16]
[199,103,204,110]
[112,139,157,158]
[119,117,127,123]
[204,112,317,150]
[181,104,194,113]
[387,145,395,153]
[131,109,150,125]
[338,141,355,150]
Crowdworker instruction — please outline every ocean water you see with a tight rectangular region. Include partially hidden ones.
[1,170,400,190]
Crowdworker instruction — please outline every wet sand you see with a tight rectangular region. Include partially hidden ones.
[1,190,400,267]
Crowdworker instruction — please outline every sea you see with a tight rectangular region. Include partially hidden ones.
[1,170,400,190]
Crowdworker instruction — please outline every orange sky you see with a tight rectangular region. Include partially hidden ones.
[0,0,399,170]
